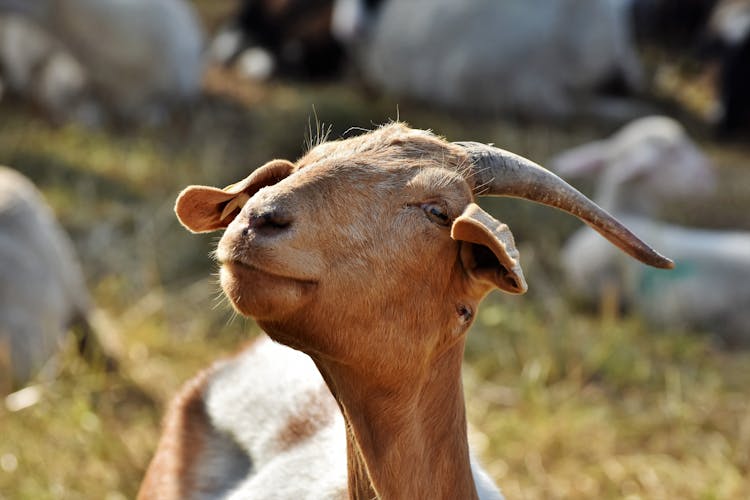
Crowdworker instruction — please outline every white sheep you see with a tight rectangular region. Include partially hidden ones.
[0,0,205,124]
[333,0,644,120]
[138,123,671,498]
[552,116,750,345]
[0,167,92,388]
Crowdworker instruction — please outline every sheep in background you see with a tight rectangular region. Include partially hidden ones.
[552,116,717,215]
[0,0,204,125]
[138,123,671,498]
[332,0,644,121]
[552,116,750,345]
[0,167,94,389]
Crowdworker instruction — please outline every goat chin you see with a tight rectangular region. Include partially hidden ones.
[219,262,315,320]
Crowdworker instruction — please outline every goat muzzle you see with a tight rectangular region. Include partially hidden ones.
[454,141,674,269]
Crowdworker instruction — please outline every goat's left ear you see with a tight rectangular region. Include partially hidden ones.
[451,203,527,294]
[175,159,294,233]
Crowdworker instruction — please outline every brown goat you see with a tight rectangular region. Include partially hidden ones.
[138,123,672,499]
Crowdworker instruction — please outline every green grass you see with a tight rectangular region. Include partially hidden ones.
[0,69,749,499]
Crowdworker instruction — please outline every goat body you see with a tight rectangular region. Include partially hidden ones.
[139,123,670,498]
[141,335,502,499]
[139,336,349,499]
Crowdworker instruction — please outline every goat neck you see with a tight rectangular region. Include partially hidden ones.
[311,331,477,500]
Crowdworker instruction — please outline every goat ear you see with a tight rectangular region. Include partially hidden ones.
[550,140,608,178]
[175,159,294,233]
[451,203,527,294]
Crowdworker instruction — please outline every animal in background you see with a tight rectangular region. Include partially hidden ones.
[552,116,750,345]
[0,167,95,389]
[210,0,362,81]
[332,0,644,121]
[629,0,750,136]
[552,116,716,215]
[0,0,204,125]
[138,123,671,498]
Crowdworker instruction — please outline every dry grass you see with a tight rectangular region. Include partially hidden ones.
[1,52,749,499]
[466,300,750,499]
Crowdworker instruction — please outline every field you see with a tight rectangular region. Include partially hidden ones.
[1,35,750,500]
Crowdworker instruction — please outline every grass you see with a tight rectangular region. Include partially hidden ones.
[465,298,750,499]
[0,61,749,499]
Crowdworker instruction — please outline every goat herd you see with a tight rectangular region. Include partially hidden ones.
[1,1,749,498]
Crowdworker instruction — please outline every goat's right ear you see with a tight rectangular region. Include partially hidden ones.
[451,203,527,295]
[175,159,294,233]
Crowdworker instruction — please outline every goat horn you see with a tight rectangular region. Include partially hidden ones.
[454,141,674,269]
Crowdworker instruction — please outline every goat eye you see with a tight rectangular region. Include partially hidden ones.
[422,203,450,226]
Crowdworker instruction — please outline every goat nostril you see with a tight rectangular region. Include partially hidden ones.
[246,209,292,234]
[263,212,292,229]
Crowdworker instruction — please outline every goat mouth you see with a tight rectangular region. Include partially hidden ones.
[222,259,317,286]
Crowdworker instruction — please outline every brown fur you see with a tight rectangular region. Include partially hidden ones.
[275,383,339,452]
[137,366,214,500]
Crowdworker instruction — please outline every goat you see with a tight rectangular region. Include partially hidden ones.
[0,0,204,124]
[332,0,644,121]
[0,167,93,389]
[138,123,671,499]
[552,116,750,345]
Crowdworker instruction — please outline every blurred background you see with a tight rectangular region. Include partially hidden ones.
[0,0,749,498]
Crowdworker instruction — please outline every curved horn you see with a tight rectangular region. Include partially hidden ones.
[454,141,674,269]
